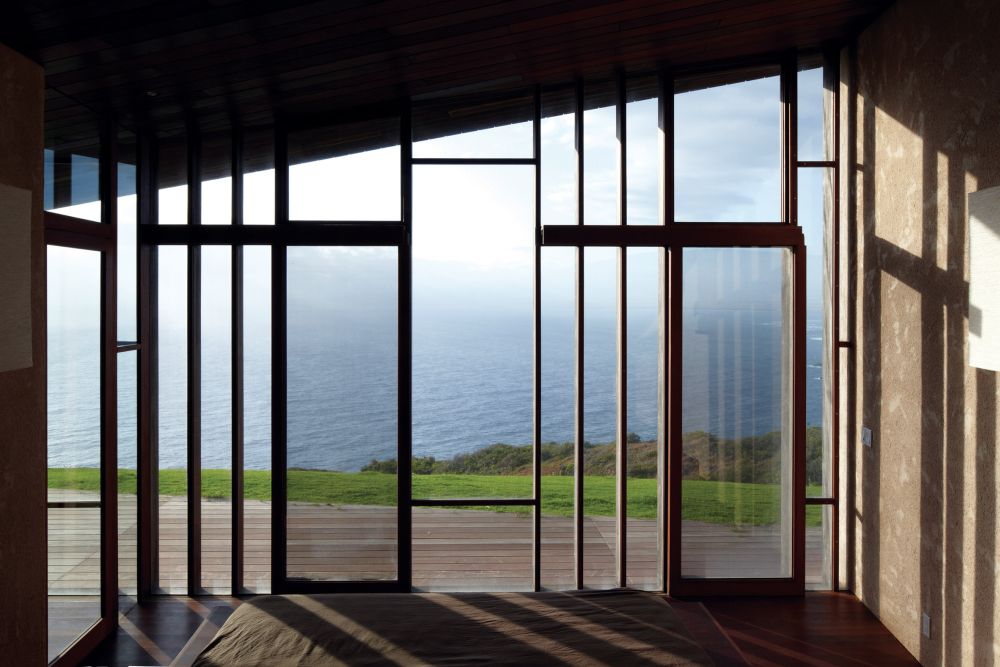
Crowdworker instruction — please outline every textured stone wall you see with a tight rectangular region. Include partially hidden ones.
[849,0,1000,663]
[0,43,45,664]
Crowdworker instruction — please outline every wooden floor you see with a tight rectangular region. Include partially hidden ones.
[80,592,918,667]
[703,593,921,666]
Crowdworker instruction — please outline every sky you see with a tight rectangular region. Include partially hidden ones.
[46,68,829,336]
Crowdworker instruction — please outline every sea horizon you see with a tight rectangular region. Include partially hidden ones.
[48,307,824,472]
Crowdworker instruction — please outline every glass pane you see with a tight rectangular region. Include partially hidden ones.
[681,247,792,579]
[118,350,138,613]
[800,168,832,497]
[675,72,781,222]
[118,136,138,341]
[44,142,102,223]
[201,132,232,225]
[412,507,532,592]
[540,246,575,590]
[289,118,400,221]
[47,246,102,661]
[243,246,272,592]
[626,79,660,226]
[413,91,532,159]
[286,246,398,581]
[626,248,661,590]
[244,127,275,226]
[412,165,533,500]
[157,245,187,592]
[202,246,231,592]
[806,505,832,590]
[583,82,616,226]
[583,247,616,588]
[541,87,576,228]
[157,139,188,225]
[798,66,830,162]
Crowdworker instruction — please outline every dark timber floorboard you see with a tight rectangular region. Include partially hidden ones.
[82,592,917,666]
[701,593,919,666]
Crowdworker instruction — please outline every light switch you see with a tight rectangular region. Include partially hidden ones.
[861,426,873,448]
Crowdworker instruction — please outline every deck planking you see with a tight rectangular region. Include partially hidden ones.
[50,490,824,596]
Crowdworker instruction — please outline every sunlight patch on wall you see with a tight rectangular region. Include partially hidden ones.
[968,184,1000,371]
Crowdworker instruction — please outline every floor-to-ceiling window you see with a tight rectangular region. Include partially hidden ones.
[48,52,840,606]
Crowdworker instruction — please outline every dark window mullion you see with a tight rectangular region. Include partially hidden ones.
[272,119,289,592]
[615,71,628,589]
[666,245,683,594]
[410,157,536,166]
[532,85,542,593]
[658,69,674,594]
[782,53,806,591]
[399,107,413,591]
[574,79,585,591]
[186,122,202,595]
[99,116,119,622]
[137,133,159,598]
[411,499,535,507]
[782,54,798,227]
[231,126,245,596]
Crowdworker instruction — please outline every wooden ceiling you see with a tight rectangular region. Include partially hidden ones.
[1,0,892,151]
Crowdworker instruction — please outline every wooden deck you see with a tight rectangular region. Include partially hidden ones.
[51,490,824,594]
[49,489,824,658]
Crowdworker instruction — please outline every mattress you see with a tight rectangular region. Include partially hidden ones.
[194,589,721,666]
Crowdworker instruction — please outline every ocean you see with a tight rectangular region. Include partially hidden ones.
[48,309,824,471]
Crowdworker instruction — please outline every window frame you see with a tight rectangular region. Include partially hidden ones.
[123,50,841,599]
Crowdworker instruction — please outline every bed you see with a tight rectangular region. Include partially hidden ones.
[193,589,747,666]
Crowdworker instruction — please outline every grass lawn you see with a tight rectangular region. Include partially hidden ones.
[48,468,823,526]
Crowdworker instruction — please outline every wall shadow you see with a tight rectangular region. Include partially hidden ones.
[857,87,881,617]
[849,2,1000,661]
[974,369,996,666]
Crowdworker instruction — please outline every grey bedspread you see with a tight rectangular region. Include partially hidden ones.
[193,589,716,666]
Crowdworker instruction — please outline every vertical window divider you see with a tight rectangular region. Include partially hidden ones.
[400,105,413,592]
[827,47,842,593]
[666,242,682,595]
[615,71,628,589]
[782,55,798,227]
[794,230,808,591]
[573,79,585,590]
[186,121,203,595]
[99,115,119,621]
[532,85,542,593]
[656,70,673,594]
[782,53,807,590]
[231,126,245,595]
[660,69,683,595]
[137,132,158,598]
[272,118,289,593]
[656,71,670,593]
